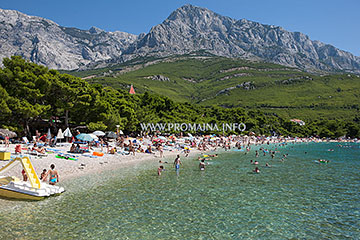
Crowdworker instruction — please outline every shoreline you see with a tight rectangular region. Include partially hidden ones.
[0,143,207,184]
[0,138,358,199]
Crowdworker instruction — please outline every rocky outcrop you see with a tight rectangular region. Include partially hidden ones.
[219,73,251,81]
[216,81,256,95]
[144,75,170,81]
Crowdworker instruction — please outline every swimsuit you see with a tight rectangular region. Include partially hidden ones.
[50,174,57,183]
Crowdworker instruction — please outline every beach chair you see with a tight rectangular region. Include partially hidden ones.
[22,137,30,145]
[49,136,57,147]
[25,149,48,158]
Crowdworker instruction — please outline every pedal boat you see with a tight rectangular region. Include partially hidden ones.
[0,157,65,200]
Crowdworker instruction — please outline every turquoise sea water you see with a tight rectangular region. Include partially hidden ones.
[0,142,359,239]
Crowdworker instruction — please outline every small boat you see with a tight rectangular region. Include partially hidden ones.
[0,156,65,200]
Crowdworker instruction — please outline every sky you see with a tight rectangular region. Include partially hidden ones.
[1,0,359,56]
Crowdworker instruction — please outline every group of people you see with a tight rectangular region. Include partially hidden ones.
[158,154,182,175]
[158,152,220,175]
[69,143,86,153]
[21,164,59,185]
[155,135,299,176]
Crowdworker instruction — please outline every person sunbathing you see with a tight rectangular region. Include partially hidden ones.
[145,145,153,154]
[69,144,76,153]
[137,145,144,153]
[31,143,38,152]
[30,143,46,154]
[108,146,116,154]
[37,146,46,154]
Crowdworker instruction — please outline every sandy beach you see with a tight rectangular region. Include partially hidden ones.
[0,142,204,184]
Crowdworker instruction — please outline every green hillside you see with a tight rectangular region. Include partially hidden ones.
[68,55,360,122]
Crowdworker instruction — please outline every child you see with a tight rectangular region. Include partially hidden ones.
[158,165,164,176]
[40,169,47,180]
[21,169,28,181]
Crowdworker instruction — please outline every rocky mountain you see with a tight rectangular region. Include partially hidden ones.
[0,9,137,69]
[0,5,359,72]
[127,5,360,73]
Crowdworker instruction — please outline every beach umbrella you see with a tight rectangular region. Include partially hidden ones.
[105,131,117,139]
[158,136,167,140]
[119,130,124,135]
[88,134,99,140]
[63,127,72,137]
[0,129,17,138]
[76,133,96,142]
[57,129,64,139]
[93,130,105,136]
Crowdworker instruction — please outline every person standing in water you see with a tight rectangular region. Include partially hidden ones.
[199,159,205,171]
[43,164,59,185]
[158,166,164,176]
[174,155,182,170]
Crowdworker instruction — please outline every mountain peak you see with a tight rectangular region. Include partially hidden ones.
[89,26,104,34]
[167,4,223,21]
[0,7,359,72]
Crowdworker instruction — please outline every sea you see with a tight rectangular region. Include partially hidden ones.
[0,142,359,239]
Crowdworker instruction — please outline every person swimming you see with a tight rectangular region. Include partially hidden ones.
[318,159,330,163]
[253,167,260,173]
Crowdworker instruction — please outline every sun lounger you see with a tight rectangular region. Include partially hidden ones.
[22,137,30,145]
[118,151,130,155]
[46,148,61,152]
[25,150,48,157]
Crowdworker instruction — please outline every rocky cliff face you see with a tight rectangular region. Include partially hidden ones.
[127,5,360,72]
[0,5,359,72]
[0,9,137,70]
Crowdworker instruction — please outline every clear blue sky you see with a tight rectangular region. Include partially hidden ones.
[1,0,359,56]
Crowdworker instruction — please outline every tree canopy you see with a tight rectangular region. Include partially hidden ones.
[0,56,359,138]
